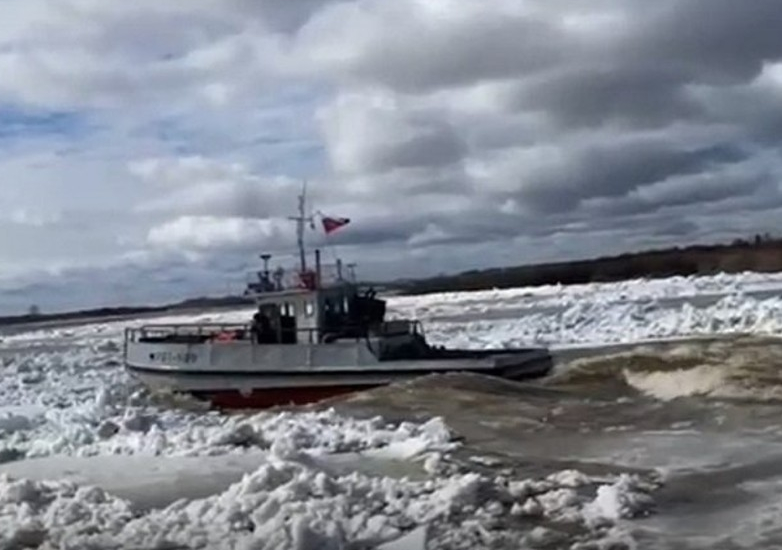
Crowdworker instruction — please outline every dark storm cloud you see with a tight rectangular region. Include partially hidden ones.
[583,171,771,219]
[232,0,341,33]
[695,83,782,145]
[343,11,570,93]
[304,0,782,258]
[327,1,782,96]
[148,0,782,262]
[628,0,782,82]
[515,142,749,214]
[364,121,467,174]
[488,1,782,132]
[512,66,702,129]
[636,170,773,211]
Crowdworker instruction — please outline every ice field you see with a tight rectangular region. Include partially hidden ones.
[3,272,782,549]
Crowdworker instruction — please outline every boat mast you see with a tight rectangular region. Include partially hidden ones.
[288,181,313,273]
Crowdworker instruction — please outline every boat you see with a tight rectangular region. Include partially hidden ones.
[123,189,553,409]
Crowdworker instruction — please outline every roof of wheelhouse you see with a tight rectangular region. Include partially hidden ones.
[248,280,359,306]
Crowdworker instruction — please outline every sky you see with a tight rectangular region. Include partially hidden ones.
[2,0,782,314]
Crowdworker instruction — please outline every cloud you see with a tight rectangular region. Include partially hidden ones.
[131,156,299,219]
[318,91,467,175]
[146,216,287,252]
[2,0,782,312]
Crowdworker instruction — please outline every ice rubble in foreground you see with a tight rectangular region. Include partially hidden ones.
[0,414,657,550]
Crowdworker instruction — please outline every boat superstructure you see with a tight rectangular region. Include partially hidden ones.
[123,190,552,408]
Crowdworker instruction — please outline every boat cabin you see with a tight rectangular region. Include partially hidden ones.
[130,193,407,349]
[246,263,386,345]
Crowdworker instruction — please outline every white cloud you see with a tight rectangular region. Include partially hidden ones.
[4,209,61,227]
[317,90,466,175]
[131,156,315,221]
[407,223,451,247]
[146,216,286,251]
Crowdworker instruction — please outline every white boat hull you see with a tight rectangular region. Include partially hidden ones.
[124,339,552,408]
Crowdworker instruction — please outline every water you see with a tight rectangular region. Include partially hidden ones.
[325,335,782,548]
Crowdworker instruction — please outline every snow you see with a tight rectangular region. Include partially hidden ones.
[389,272,782,348]
[1,271,782,548]
[0,453,267,511]
[378,526,427,550]
[0,453,656,549]
[390,271,782,319]
[583,474,656,525]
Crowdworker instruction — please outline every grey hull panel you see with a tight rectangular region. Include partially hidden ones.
[125,349,552,393]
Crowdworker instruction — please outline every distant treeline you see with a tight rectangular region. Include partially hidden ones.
[399,234,782,295]
[8,234,782,325]
[0,295,253,327]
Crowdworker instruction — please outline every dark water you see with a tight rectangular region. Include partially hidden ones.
[323,335,782,549]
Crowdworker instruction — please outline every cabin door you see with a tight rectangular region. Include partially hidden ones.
[280,301,298,344]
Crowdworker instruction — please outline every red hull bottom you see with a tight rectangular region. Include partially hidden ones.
[191,384,382,409]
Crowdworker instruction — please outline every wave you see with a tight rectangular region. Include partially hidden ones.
[545,336,782,402]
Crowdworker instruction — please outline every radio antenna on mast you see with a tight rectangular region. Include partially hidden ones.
[288,180,313,273]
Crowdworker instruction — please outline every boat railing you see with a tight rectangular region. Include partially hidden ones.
[124,324,250,346]
[124,321,402,346]
[124,318,424,348]
[126,323,248,338]
[244,263,354,294]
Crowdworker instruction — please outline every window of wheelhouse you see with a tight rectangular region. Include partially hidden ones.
[279,301,297,344]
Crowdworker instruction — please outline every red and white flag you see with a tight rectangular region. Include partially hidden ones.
[321,215,350,235]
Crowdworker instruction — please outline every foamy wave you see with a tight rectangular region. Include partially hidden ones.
[623,365,727,401]
[550,337,782,403]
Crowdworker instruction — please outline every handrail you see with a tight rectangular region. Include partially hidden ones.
[128,321,420,334]
[125,324,321,345]
[124,319,422,344]
[127,323,364,344]
[130,323,252,332]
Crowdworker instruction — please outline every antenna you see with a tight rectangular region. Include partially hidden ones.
[260,254,272,275]
[287,180,313,273]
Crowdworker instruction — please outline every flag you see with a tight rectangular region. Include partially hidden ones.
[322,215,350,235]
